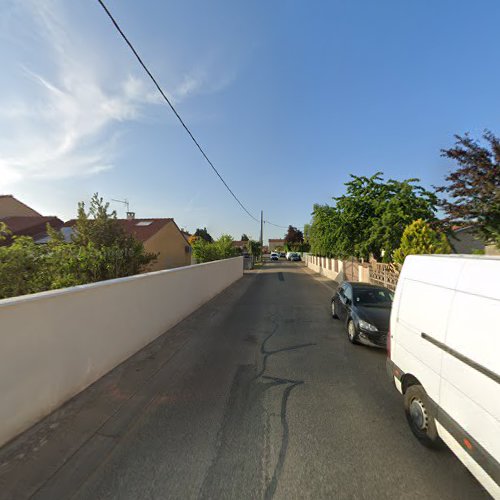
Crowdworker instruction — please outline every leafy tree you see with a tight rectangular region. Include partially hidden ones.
[0,194,157,299]
[192,234,238,263]
[215,235,237,259]
[72,194,124,248]
[240,234,249,241]
[247,240,262,259]
[309,173,437,261]
[367,178,438,262]
[284,225,303,251]
[393,219,452,264]
[194,227,213,243]
[309,204,341,257]
[69,194,157,281]
[0,237,49,298]
[303,223,311,244]
[0,222,11,242]
[436,131,500,247]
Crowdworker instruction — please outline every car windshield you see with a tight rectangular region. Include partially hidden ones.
[354,288,393,305]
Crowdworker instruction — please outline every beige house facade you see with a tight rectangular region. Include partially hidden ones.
[140,220,192,271]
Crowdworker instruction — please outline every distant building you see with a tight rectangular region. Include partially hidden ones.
[181,230,191,242]
[449,226,485,254]
[0,216,64,246]
[268,239,285,252]
[0,194,41,218]
[0,195,63,246]
[232,240,248,251]
[63,217,191,271]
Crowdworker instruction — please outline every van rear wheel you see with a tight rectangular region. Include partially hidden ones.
[403,385,441,448]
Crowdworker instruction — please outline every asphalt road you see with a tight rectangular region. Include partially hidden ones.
[0,260,488,499]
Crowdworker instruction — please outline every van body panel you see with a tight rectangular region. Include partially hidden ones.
[437,422,500,499]
[393,277,455,401]
[456,259,500,301]
[392,342,441,399]
[390,255,500,496]
[440,287,500,465]
[445,292,500,378]
[400,255,464,289]
[440,376,500,463]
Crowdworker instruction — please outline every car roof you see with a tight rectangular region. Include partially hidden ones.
[342,281,391,291]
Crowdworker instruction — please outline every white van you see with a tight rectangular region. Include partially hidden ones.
[387,255,500,498]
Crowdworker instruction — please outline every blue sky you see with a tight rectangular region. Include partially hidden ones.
[1,0,499,241]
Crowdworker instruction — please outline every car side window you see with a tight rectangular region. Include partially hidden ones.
[344,286,353,302]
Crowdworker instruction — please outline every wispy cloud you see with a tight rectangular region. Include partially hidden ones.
[0,0,234,187]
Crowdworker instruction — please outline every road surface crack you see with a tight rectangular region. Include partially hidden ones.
[256,314,315,499]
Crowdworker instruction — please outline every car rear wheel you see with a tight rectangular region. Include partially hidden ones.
[331,300,338,319]
[403,385,442,448]
[347,320,358,344]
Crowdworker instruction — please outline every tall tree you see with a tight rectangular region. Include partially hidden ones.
[72,194,124,248]
[240,234,249,241]
[367,178,437,261]
[246,240,262,258]
[303,223,311,244]
[284,225,303,244]
[437,131,500,246]
[70,193,157,280]
[194,227,213,243]
[309,173,438,261]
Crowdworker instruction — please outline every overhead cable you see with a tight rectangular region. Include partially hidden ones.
[96,0,259,223]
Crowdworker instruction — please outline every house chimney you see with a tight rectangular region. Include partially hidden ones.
[126,211,135,220]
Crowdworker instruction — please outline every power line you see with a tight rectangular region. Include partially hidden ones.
[95,0,259,223]
[264,220,306,230]
[264,220,288,229]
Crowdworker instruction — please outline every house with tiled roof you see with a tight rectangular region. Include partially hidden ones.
[0,195,63,246]
[0,195,41,218]
[449,225,486,254]
[63,216,191,271]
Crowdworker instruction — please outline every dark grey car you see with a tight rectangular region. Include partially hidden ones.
[331,282,393,348]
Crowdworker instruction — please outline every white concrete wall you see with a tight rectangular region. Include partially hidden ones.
[0,257,243,447]
[305,254,370,284]
[306,254,343,281]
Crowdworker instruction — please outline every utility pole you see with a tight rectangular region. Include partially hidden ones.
[259,210,263,247]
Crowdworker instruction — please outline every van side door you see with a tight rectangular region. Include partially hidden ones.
[438,260,500,481]
[395,259,460,403]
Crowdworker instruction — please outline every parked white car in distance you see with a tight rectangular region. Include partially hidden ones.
[387,255,500,498]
